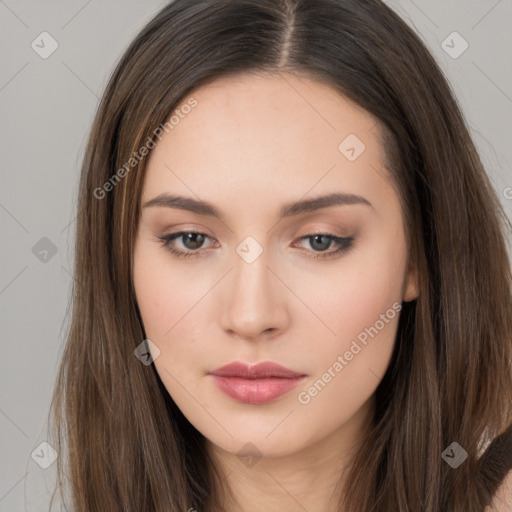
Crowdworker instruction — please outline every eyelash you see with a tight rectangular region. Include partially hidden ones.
[157,231,354,260]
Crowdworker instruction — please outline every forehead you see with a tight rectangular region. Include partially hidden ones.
[142,72,395,216]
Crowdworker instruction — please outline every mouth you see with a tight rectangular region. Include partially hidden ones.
[208,361,307,404]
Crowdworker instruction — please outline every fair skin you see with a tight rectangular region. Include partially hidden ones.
[133,71,419,511]
[486,472,512,511]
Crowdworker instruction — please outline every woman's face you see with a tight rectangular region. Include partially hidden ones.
[133,72,418,460]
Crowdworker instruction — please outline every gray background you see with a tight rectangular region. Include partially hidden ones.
[0,1,511,510]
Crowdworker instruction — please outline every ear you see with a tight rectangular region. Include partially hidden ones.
[403,257,419,302]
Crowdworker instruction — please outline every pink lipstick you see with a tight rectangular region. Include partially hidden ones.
[208,361,306,404]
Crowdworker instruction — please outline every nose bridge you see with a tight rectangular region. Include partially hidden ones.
[220,238,286,338]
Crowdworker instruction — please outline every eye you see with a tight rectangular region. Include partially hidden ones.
[157,231,354,260]
[157,231,215,259]
[294,233,354,259]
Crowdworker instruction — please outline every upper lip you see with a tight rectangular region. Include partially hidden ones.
[209,361,306,379]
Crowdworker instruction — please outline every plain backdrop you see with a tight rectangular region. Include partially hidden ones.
[1,1,511,510]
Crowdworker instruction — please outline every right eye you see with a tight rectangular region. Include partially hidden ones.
[157,231,216,259]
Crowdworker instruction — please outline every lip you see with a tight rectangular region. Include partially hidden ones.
[210,361,305,379]
[208,361,307,404]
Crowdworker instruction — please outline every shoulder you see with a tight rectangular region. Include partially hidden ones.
[485,470,512,512]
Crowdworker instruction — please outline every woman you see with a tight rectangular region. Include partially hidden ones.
[48,0,512,510]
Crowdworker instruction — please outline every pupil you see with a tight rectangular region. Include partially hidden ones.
[311,235,330,251]
[184,233,204,250]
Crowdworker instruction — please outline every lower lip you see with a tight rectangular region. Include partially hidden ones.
[210,375,306,404]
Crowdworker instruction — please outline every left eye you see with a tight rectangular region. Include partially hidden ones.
[157,231,354,260]
[294,233,354,257]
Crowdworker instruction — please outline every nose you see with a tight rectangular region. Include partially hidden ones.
[219,247,289,341]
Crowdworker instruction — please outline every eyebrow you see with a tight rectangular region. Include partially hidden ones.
[142,192,373,218]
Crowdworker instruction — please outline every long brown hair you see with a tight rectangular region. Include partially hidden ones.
[48,0,512,510]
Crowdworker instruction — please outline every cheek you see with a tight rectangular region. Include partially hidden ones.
[290,233,406,407]
[287,234,407,349]
[133,259,175,339]
[294,270,402,434]
[133,243,201,338]
[133,243,215,381]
